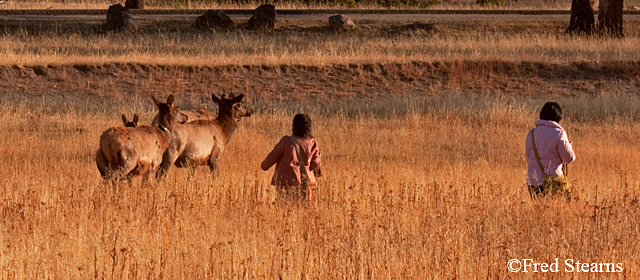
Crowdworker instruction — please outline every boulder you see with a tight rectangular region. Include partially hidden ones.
[125,0,144,9]
[329,14,356,30]
[248,4,276,30]
[107,4,138,32]
[195,10,236,30]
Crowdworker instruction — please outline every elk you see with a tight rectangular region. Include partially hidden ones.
[151,108,217,127]
[95,95,179,183]
[155,93,253,180]
[122,113,139,127]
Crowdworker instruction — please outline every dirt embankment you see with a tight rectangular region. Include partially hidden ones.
[1,61,639,102]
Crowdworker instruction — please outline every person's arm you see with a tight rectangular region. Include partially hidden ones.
[309,140,321,172]
[525,129,533,160]
[261,137,286,171]
[557,131,576,164]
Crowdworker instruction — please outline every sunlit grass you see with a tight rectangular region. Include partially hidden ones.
[0,0,578,10]
[0,93,639,278]
[1,19,640,66]
[0,0,635,10]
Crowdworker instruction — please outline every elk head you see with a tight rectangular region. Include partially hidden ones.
[151,94,182,132]
[121,114,139,127]
[211,93,254,122]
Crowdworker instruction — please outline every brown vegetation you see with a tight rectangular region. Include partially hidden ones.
[0,11,639,279]
[1,18,640,67]
[1,85,640,277]
[1,61,640,103]
[0,0,588,10]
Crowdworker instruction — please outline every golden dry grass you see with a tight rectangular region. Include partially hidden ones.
[0,0,635,10]
[1,92,639,278]
[1,10,639,278]
[1,18,640,66]
[0,0,580,10]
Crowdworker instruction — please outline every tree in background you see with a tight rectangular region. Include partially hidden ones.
[566,0,594,34]
[598,0,624,37]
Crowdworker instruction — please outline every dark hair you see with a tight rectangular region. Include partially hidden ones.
[292,114,312,138]
[540,102,563,123]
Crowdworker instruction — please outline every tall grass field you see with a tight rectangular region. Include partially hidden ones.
[0,92,639,278]
[1,7,639,279]
[1,18,640,66]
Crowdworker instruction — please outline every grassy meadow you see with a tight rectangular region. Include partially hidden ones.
[0,0,615,10]
[0,92,639,278]
[0,8,640,279]
[1,18,640,66]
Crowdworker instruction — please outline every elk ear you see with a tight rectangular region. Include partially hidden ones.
[121,114,128,125]
[211,93,222,104]
[166,94,175,106]
[133,114,140,126]
[151,94,161,106]
[178,112,189,124]
[231,94,244,103]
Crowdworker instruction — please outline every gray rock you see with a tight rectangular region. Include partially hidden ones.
[329,14,356,30]
[196,10,235,30]
[248,4,276,30]
[107,4,138,32]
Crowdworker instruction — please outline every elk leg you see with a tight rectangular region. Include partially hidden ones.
[207,159,220,179]
[207,144,223,176]
[95,150,110,179]
[187,164,197,179]
[143,170,154,186]
[113,161,136,183]
[157,147,180,181]
[156,155,171,180]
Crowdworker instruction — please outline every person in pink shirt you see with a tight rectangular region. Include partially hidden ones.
[525,102,576,199]
[261,114,322,205]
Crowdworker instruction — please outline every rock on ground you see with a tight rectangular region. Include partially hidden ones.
[107,4,138,32]
[196,10,235,30]
[328,14,356,30]
[248,4,277,31]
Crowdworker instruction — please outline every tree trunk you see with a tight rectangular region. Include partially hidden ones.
[566,0,594,34]
[598,0,624,37]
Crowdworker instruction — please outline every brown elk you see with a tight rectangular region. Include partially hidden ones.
[151,108,217,127]
[96,95,179,183]
[155,93,253,180]
[122,114,139,127]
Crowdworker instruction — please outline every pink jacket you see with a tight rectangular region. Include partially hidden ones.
[525,119,576,186]
[261,136,321,188]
